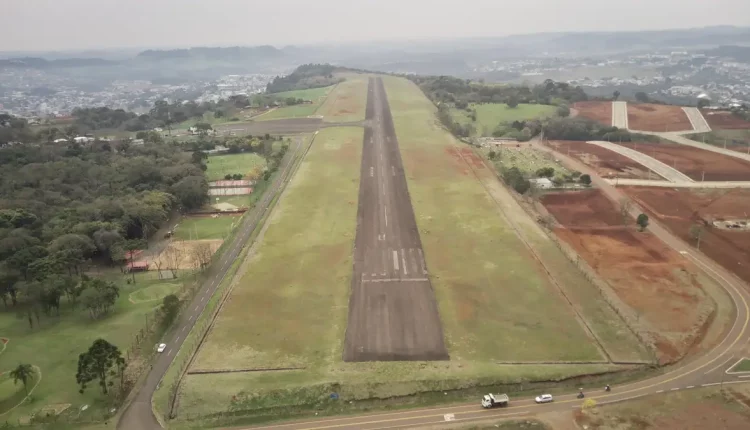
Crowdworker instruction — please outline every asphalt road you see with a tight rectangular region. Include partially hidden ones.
[231,140,750,429]
[343,77,448,362]
[117,135,305,430]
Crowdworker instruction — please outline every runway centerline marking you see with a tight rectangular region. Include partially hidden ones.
[393,250,399,271]
[384,205,388,227]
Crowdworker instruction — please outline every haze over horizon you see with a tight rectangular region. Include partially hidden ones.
[2,0,750,52]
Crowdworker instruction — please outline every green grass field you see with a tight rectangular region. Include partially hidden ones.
[205,153,266,181]
[0,272,182,423]
[269,85,334,102]
[254,104,321,121]
[173,216,238,241]
[730,358,750,373]
[452,103,558,136]
[317,74,369,123]
[482,146,572,178]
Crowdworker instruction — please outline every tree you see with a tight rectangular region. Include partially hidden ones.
[161,293,180,326]
[161,244,183,279]
[636,213,649,231]
[488,150,497,160]
[80,278,120,319]
[635,92,650,103]
[10,364,34,395]
[689,224,705,249]
[76,339,124,395]
[579,174,592,186]
[618,198,633,225]
[506,96,520,109]
[535,167,555,178]
[556,104,571,118]
[613,90,621,101]
[190,242,214,271]
[171,176,209,210]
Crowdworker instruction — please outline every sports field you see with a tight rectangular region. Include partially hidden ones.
[452,103,557,136]
[317,74,369,122]
[173,215,238,241]
[205,153,266,181]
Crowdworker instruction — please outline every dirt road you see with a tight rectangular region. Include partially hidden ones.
[606,179,750,188]
[343,77,448,361]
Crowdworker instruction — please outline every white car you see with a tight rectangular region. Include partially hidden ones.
[535,394,554,404]
[157,343,167,353]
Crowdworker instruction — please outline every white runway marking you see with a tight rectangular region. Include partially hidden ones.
[401,248,408,275]
[393,250,399,271]
[370,166,374,177]
[384,205,388,227]
[362,277,430,283]
[705,355,734,374]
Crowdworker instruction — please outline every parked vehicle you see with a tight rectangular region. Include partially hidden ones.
[481,393,509,408]
[157,343,167,353]
[535,394,554,404]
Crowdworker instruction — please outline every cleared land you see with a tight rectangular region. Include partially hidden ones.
[317,74,369,123]
[143,239,223,271]
[619,141,750,181]
[548,140,659,180]
[623,187,750,285]
[190,126,363,371]
[451,103,557,136]
[344,77,448,361]
[701,109,750,129]
[576,387,750,430]
[542,189,718,363]
[627,103,693,132]
[573,101,612,126]
[205,153,266,181]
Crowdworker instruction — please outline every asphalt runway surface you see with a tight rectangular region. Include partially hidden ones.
[117,136,305,430]
[343,77,448,362]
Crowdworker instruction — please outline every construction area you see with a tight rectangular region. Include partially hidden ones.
[624,187,750,286]
[540,189,720,363]
[548,140,664,180]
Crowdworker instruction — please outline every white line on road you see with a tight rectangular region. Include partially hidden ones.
[704,355,734,375]
[370,166,374,177]
[201,296,205,302]
[194,305,199,312]
[167,349,173,356]
[384,205,388,227]
[401,248,408,275]
[362,277,430,283]
[656,390,663,393]
[175,335,180,343]
[702,382,721,387]
[686,386,694,389]
[739,375,750,379]
[670,388,679,391]
[182,326,187,333]
[393,250,399,271]
[189,315,194,321]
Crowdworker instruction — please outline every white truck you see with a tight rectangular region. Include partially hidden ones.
[481,393,509,408]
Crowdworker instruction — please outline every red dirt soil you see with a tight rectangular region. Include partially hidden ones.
[573,101,612,126]
[619,141,750,181]
[543,189,713,363]
[627,103,693,132]
[701,109,750,130]
[549,140,660,180]
[541,189,623,227]
[623,187,750,285]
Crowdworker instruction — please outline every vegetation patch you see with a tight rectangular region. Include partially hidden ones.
[128,282,182,303]
[729,358,750,373]
[205,153,266,181]
[173,216,237,241]
[451,103,558,137]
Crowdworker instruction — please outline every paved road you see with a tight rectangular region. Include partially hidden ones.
[231,141,750,430]
[612,101,629,129]
[605,179,750,188]
[343,77,448,362]
[682,107,712,133]
[588,141,693,183]
[117,135,306,430]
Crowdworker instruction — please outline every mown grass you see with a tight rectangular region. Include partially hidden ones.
[731,358,750,372]
[451,103,558,136]
[205,153,266,181]
[173,216,238,241]
[0,272,178,423]
[255,104,320,121]
[269,85,334,102]
[382,76,601,362]
[317,74,369,123]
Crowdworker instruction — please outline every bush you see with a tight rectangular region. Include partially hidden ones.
[535,167,555,178]
[501,166,531,194]
[579,174,592,185]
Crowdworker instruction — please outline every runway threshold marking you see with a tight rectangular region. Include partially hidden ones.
[401,249,408,275]
[392,250,399,271]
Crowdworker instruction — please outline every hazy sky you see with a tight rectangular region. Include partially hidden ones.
[2,0,750,51]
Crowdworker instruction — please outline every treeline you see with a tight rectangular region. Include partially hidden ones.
[411,76,588,107]
[266,63,343,93]
[542,117,657,142]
